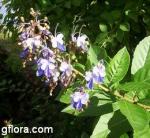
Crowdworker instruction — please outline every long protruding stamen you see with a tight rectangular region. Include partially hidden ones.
[79,24,86,37]
[55,23,59,37]
[72,25,78,36]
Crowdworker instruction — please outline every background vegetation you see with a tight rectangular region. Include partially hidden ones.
[0,0,150,138]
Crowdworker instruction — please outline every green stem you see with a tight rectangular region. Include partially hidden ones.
[73,68,150,110]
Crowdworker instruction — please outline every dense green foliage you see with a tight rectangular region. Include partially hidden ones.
[1,0,150,138]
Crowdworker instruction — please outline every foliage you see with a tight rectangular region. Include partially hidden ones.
[0,0,150,138]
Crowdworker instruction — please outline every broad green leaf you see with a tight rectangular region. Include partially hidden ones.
[131,36,150,74]
[119,23,130,32]
[91,112,114,138]
[106,47,130,84]
[133,63,150,99]
[90,111,131,138]
[134,63,150,82]
[118,81,150,92]
[119,101,150,138]
[134,129,150,138]
[99,24,107,32]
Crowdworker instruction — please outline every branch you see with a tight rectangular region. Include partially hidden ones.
[73,68,150,110]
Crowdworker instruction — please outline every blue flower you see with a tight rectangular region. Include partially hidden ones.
[51,33,66,52]
[19,32,29,41]
[93,62,106,84]
[71,88,89,110]
[85,71,94,89]
[85,61,106,89]
[71,33,89,52]
[59,61,73,86]
[76,34,89,52]
[36,58,56,78]
[40,47,54,59]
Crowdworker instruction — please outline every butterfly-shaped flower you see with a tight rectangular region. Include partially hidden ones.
[76,34,89,52]
[59,61,72,76]
[59,61,73,86]
[85,61,106,89]
[36,58,56,78]
[93,62,106,84]
[51,33,66,52]
[71,88,89,110]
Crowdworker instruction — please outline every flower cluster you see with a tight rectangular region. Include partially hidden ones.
[18,9,89,95]
[18,9,106,111]
[85,60,106,89]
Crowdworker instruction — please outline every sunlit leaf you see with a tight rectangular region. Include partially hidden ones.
[131,36,150,74]
[106,47,130,84]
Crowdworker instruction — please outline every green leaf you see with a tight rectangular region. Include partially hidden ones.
[87,46,99,66]
[139,98,150,106]
[106,47,130,84]
[73,63,85,73]
[118,81,150,92]
[131,36,150,74]
[99,24,107,32]
[133,63,150,99]
[90,110,131,138]
[116,29,124,42]
[91,112,114,138]
[134,63,150,82]
[119,101,150,138]
[119,23,130,32]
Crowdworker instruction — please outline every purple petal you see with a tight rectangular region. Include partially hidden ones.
[36,68,44,77]
[86,79,93,89]
[98,76,104,83]
[19,48,29,58]
[44,66,51,78]
[72,100,82,110]
[57,42,66,51]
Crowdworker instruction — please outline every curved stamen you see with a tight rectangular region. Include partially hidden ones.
[79,24,86,37]
[55,23,59,37]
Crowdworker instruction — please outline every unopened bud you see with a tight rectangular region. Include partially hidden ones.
[20,16,25,22]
